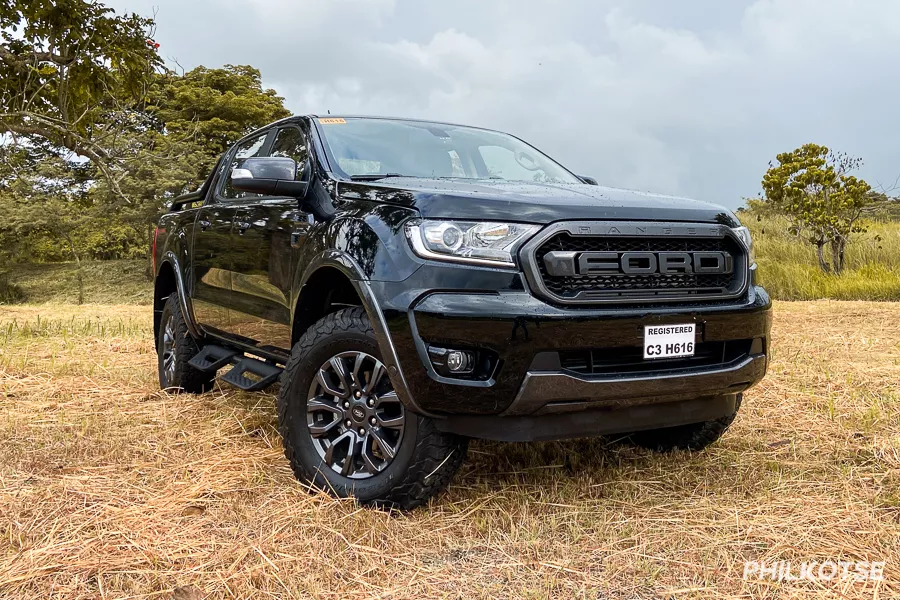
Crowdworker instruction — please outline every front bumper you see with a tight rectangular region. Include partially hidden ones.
[375,264,771,428]
[434,393,742,442]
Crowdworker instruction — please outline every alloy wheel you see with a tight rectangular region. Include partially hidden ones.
[306,351,405,479]
[161,313,176,385]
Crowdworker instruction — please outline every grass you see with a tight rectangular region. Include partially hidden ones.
[2,260,152,305]
[746,214,900,301]
[1,302,899,598]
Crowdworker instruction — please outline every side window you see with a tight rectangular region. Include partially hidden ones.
[220,133,269,200]
[270,127,310,180]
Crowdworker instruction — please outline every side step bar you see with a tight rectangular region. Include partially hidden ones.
[188,345,239,372]
[189,344,283,392]
[221,357,283,392]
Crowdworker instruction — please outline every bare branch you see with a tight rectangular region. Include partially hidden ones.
[0,114,129,201]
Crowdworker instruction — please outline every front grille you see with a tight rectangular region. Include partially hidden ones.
[559,339,753,376]
[531,232,744,304]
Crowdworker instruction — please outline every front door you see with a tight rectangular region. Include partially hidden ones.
[229,201,311,350]
[228,125,314,352]
[190,130,272,335]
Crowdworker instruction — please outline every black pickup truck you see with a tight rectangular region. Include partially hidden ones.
[152,115,771,509]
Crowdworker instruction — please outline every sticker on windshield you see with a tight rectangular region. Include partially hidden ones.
[319,118,346,124]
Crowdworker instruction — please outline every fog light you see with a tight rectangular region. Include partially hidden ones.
[447,350,473,373]
[427,345,480,377]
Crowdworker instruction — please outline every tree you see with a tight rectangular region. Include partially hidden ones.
[0,143,95,301]
[122,64,291,200]
[149,65,291,158]
[0,0,161,196]
[761,144,872,274]
[104,65,291,253]
[0,0,292,268]
[0,63,292,266]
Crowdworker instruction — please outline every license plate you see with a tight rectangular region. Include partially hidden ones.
[644,324,696,359]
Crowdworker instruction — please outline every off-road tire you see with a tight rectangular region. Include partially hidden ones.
[157,295,215,393]
[277,307,467,509]
[627,394,743,452]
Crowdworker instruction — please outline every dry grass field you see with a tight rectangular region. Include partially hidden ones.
[1,302,899,599]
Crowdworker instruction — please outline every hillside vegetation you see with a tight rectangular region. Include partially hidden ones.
[2,260,151,305]
[746,214,900,300]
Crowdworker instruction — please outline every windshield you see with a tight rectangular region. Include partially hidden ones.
[316,117,581,184]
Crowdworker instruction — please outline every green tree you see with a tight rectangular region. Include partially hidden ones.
[150,65,291,158]
[103,64,291,253]
[0,144,95,301]
[0,63,291,267]
[0,0,162,195]
[761,143,872,274]
[0,0,291,268]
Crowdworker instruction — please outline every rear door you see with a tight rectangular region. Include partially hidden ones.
[229,124,315,351]
[191,131,273,335]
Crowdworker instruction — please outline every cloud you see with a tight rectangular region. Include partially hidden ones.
[109,0,900,207]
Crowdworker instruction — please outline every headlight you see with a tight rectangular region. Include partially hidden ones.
[405,220,540,267]
[731,226,756,266]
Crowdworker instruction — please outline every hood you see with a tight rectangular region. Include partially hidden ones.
[337,178,739,226]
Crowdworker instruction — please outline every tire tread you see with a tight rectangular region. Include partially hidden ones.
[277,307,466,510]
[159,295,214,394]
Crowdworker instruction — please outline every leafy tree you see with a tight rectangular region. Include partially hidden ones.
[862,190,900,221]
[0,144,95,300]
[104,65,291,253]
[0,0,291,269]
[0,63,292,266]
[150,65,291,158]
[761,144,872,274]
[0,0,162,196]
[126,64,291,199]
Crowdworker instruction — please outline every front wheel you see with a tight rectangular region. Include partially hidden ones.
[277,307,467,509]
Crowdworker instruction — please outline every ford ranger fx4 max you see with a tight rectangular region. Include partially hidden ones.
[152,115,771,509]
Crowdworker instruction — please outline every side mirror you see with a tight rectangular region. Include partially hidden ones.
[579,175,599,186]
[231,157,309,197]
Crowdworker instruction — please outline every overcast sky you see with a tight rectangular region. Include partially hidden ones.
[108,0,900,209]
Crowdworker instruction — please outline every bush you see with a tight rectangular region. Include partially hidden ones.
[0,270,25,304]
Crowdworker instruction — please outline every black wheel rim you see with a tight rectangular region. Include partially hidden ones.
[306,351,405,479]
[161,313,176,385]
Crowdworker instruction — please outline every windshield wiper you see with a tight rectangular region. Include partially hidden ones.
[349,173,409,181]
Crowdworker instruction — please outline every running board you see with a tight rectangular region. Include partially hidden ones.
[220,357,283,391]
[188,345,239,372]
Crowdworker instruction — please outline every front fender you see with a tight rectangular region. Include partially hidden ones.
[294,250,433,417]
[303,203,420,282]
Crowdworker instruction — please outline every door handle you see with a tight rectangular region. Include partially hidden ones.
[198,219,211,230]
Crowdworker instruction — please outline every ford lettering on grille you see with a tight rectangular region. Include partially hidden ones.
[519,222,749,305]
[543,251,734,277]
